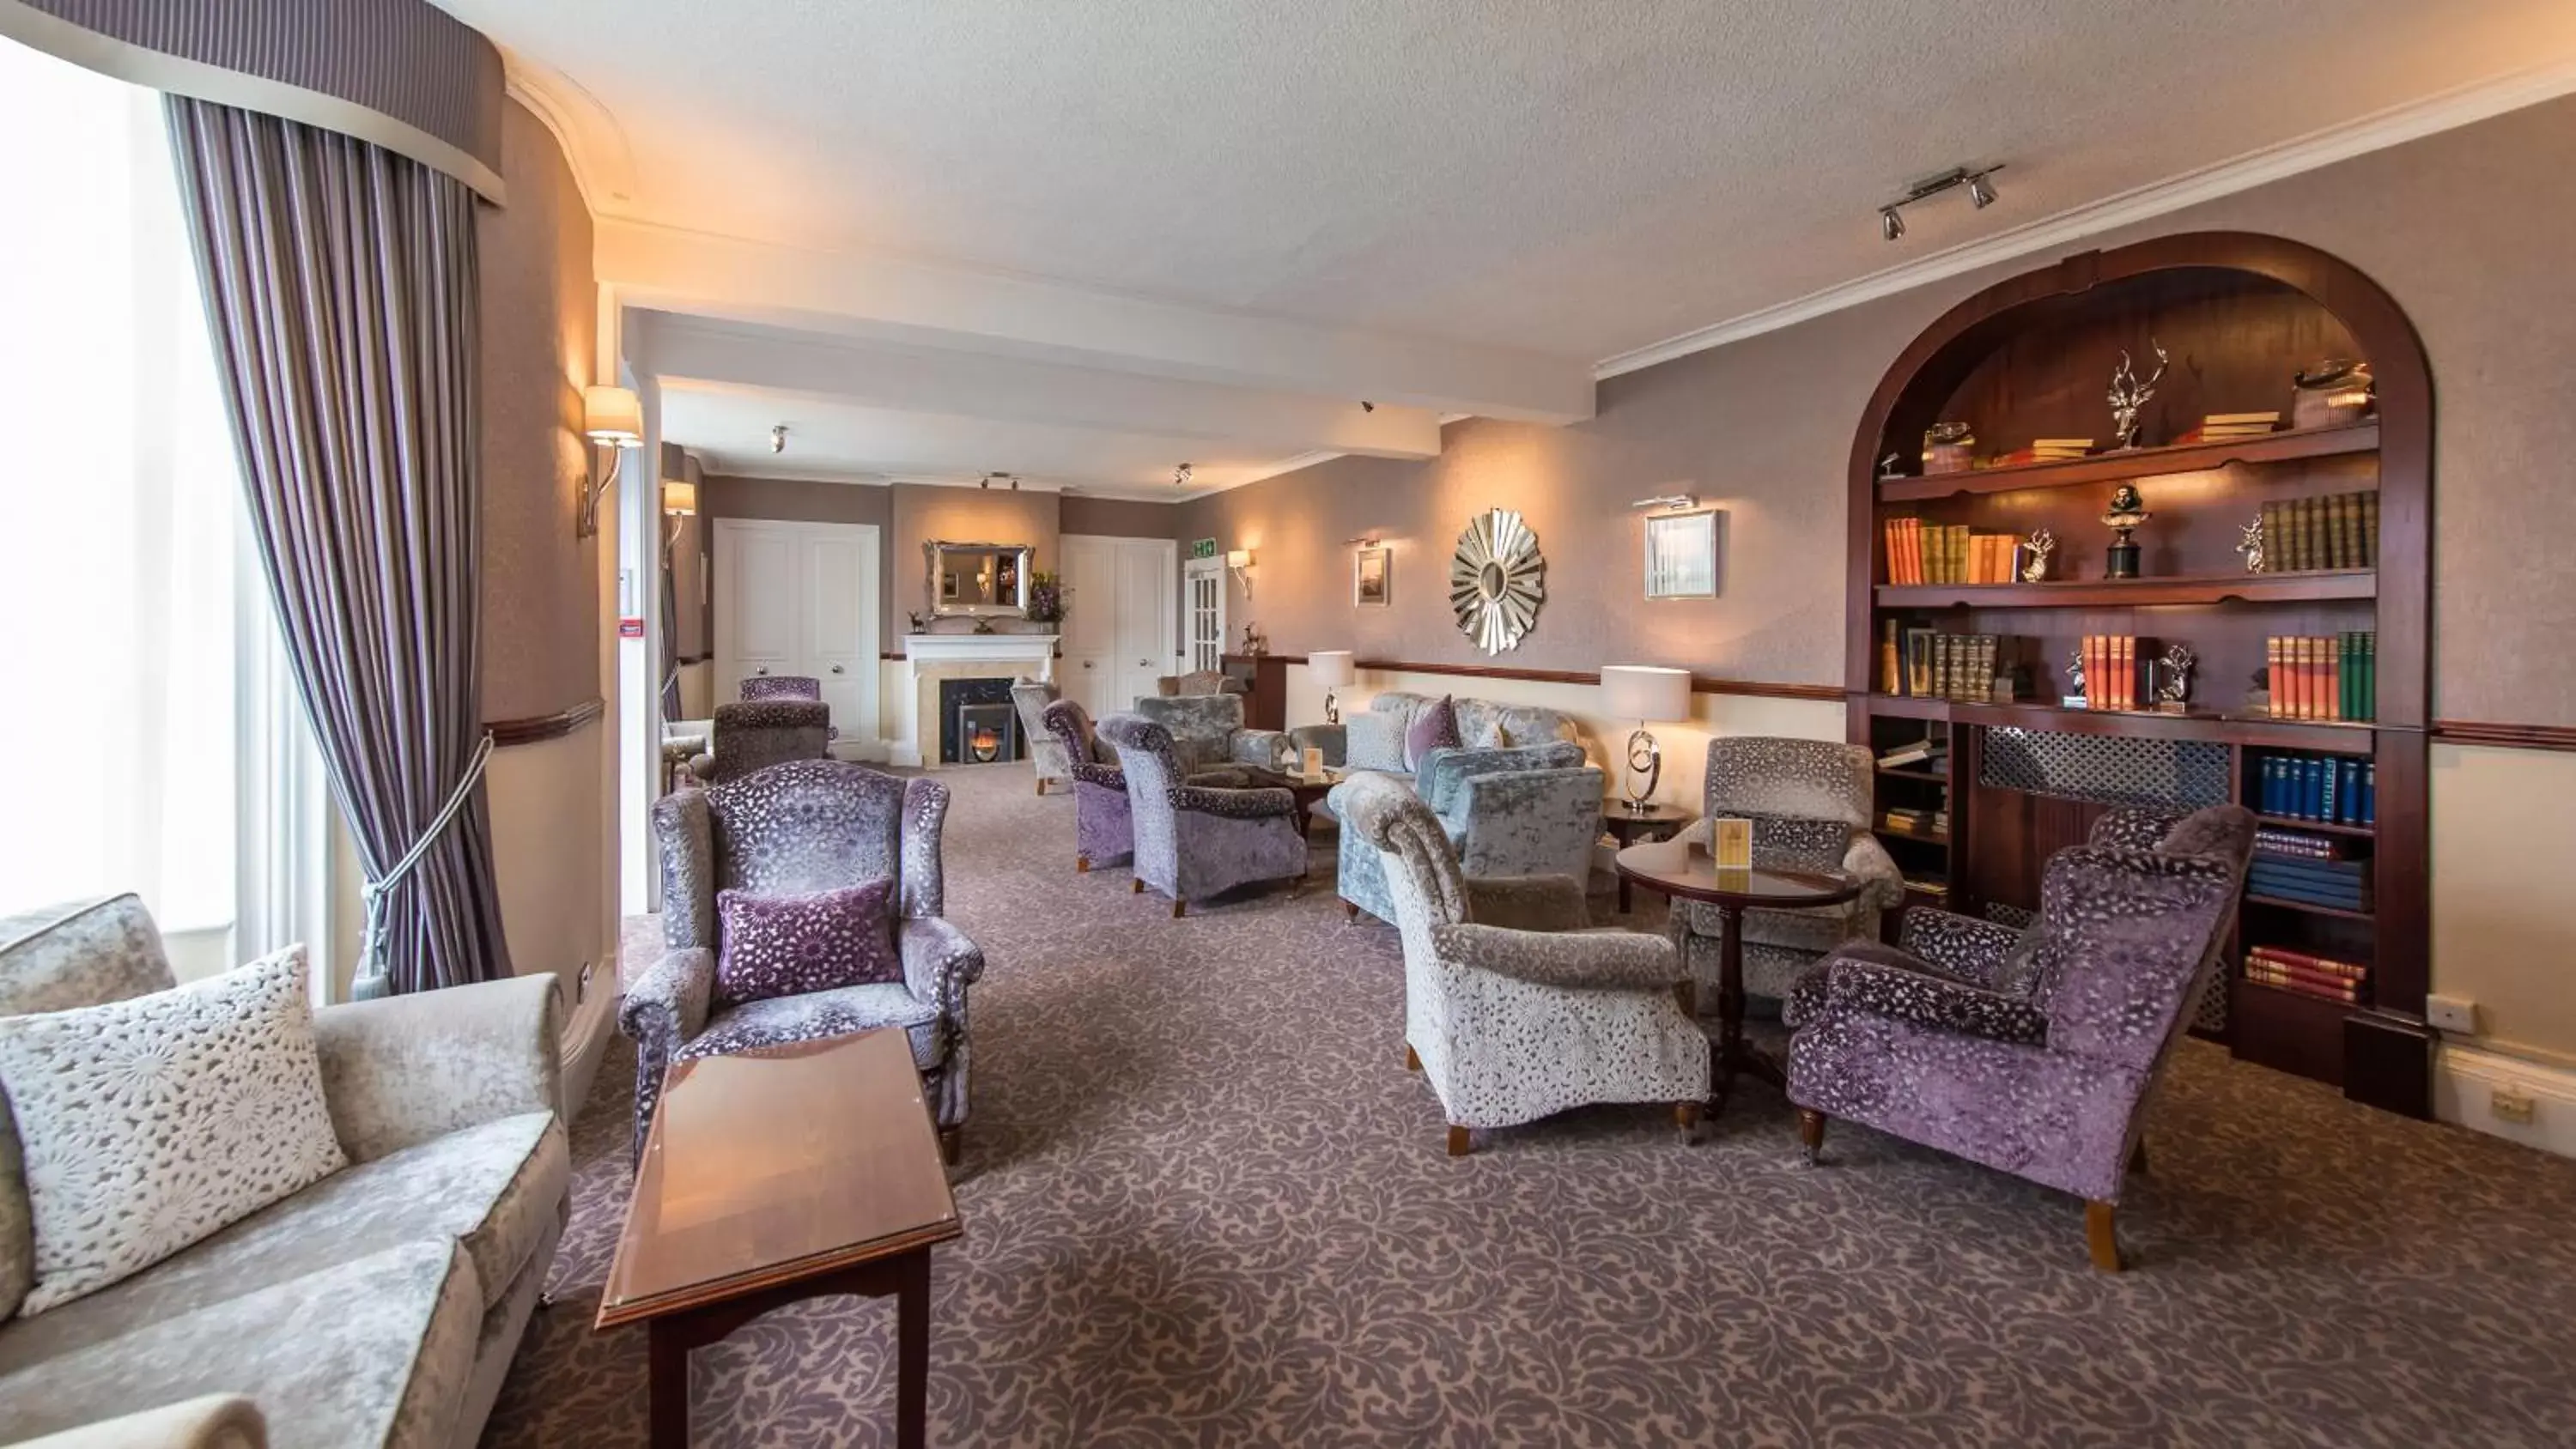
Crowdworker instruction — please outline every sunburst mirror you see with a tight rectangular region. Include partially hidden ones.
[1449,508,1546,654]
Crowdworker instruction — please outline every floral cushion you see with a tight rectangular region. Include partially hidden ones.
[1404,695,1461,772]
[715,879,901,1004]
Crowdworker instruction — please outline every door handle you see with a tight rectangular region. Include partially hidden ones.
[1084,661,1094,670]
[830,664,845,674]
[756,667,769,676]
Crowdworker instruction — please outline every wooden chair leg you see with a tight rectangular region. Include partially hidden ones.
[939,1127,961,1166]
[1445,1125,1472,1157]
[1797,1108,1827,1166]
[1076,857,1091,873]
[2085,1201,2123,1272]
[1170,900,1186,919]
[1131,877,1143,894]
[1343,900,1359,922]
[1674,1101,1704,1144]
[1404,1044,1420,1071]
[1035,779,1046,796]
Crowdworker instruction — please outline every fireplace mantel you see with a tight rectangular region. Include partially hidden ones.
[890,634,1058,767]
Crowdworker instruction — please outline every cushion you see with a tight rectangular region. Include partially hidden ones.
[0,948,348,1315]
[1345,712,1411,773]
[1404,695,1461,771]
[679,981,945,1066]
[716,879,902,1005]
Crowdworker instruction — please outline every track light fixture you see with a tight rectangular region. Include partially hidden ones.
[1878,164,2003,240]
[769,424,788,453]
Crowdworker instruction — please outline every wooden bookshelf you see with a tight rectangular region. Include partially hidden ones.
[1844,232,2433,1118]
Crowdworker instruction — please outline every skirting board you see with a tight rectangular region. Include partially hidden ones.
[2435,1044,2576,1160]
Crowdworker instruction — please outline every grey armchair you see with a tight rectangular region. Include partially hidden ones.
[1097,713,1308,916]
[681,699,831,785]
[623,760,986,1164]
[1783,805,2255,1270]
[1331,741,1602,925]
[1337,774,1708,1156]
[1667,737,1903,1008]
[1012,678,1068,794]
[1132,691,1293,773]
[1154,669,1245,697]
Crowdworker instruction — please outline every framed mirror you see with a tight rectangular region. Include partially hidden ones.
[1449,508,1545,653]
[925,541,1033,617]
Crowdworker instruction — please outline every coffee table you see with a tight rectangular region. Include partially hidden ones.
[1599,802,1696,913]
[1241,766,1342,837]
[597,1029,961,1448]
[1613,840,1862,1114]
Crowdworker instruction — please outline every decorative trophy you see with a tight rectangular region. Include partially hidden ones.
[2107,340,2168,450]
[2020,528,2056,583]
[2237,514,2266,573]
[1922,421,1975,475]
[2154,643,2195,714]
[2064,646,2088,708]
[2102,483,2151,579]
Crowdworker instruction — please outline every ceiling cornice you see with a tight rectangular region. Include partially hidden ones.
[1594,57,2576,380]
[500,50,635,215]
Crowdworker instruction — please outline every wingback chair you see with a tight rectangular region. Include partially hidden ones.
[1667,737,1903,1008]
[1132,692,1294,773]
[622,760,986,1164]
[682,699,832,785]
[1331,741,1602,925]
[738,674,821,701]
[1012,678,1068,794]
[1338,773,1708,1156]
[1097,713,1307,916]
[1782,804,2255,1271]
[1040,698,1262,874]
[1154,669,1245,697]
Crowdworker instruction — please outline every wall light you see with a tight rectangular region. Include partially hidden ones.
[1226,548,1255,598]
[578,385,643,538]
[660,478,698,516]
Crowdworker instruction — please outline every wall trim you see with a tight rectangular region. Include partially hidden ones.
[1594,58,2576,380]
[486,695,605,747]
[2436,1045,2576,1160]
[2431,719,2576,753]
[1344,657,1841,702]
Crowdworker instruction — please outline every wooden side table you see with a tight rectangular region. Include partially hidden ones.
[1601,803,1696,913]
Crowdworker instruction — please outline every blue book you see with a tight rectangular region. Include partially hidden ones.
[2336,761,2360,824]
[2304,760,2327,821]
[2362,762,2377,825]
[2320,758,2339,824]
[2260,758,2281,815]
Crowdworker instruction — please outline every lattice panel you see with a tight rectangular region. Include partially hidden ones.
[1982,902,2035,928]
[1979,728,2230,809]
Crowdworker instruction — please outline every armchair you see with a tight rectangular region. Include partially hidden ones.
[622,760,986,1164]
[681,699,831,785]
[1097,713,1308,917]
[1012,678,1067,794]
[738,674,820,702]
[1337,774,1707,1155]
[1666,737,1902,1008]
[1154,669,1246,697]
[1041,698,1262,874]
[1330,740,1601,925]
[1783,804,2255,1270]
[1133,691,1293,773]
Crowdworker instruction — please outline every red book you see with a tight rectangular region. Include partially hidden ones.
[2082,636,2100,706]
[2249,946,2367,979]
[2245,969,2358,1003]
[2247,956,2361,990]
[2267,637,2285,717]
[2113,635,2132,711]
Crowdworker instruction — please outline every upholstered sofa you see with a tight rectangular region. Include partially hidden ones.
[1298,690,1584,782]
[1330,741,1603,925]
[1130,693,1293,773]
[0,895,568,1449]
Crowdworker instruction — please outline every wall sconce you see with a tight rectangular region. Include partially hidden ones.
[1226,548,1255,598]
[660,479,698,516]
[579,385,644,538]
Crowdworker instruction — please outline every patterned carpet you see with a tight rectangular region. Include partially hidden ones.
[483,764,2576,1447]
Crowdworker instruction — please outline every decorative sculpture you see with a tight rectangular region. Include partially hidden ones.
[2102,483,2151,579]
[1449,508,1546,654]
[2107,339,2169,450]
[2154,644,2195,711]
[2020,528,2056,584]
[2065,646,2088,706]
[2236,514,2266,574]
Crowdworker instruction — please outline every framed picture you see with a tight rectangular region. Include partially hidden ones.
[1353,544,1391,608]
[1643,508,1720,599]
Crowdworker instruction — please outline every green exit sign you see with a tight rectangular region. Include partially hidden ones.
[1189,538,1218,560]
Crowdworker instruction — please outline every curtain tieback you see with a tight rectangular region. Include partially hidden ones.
[353,731,498,998]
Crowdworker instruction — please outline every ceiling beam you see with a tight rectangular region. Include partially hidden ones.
[629,312,1443,459]
[598,218,1595,425]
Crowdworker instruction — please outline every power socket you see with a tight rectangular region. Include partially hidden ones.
[2426,994,2478,1034]
[2491,1086,2537,1126]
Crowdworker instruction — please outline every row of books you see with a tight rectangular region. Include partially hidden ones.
[2266,634,2375,721]
[2257,756,2377,826]
[1876,736,1948,771]
[1881,807,1947,839]
[2172,410,2281,444]
[2261,490,2379,572]
[1880,628,2011,701]
[2248,853,2371,912]
[2076,634,2150,712]
[2243,946,2370,1004]
[1983,438,2093,468]
[1882,520,2025,585]
[2254,826,2349,860]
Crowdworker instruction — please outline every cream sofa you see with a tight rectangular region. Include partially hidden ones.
[0,896,568,1449]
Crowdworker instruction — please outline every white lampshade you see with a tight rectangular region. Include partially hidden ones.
[582,385,644,446]
[1309,650,1356,688]
[660,478,699,515]
[1225,549,1254,568]
[1601,664,1691,723]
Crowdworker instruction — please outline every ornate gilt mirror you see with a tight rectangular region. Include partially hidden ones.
[1449,508,1545,653]
[925,541,1033,617]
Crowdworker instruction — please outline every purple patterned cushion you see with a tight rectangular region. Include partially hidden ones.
[714,879,901,1005]
[1403,694,1461,772]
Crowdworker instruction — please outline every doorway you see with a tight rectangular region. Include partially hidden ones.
[711,518,883,755]
[1183,555,1226,673]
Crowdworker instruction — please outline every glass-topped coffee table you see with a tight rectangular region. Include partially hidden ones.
[1613,839,1862,1114]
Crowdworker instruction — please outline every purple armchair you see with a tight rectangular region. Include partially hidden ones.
[681,699,831,786]
[738,673,840,742]
[1782,804,2254,1270]
[1042,699,1270,876]
[1096,713,1308,917]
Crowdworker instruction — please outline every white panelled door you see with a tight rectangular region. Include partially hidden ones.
[1183,557,1225,672]
[1062,535,1176,717]
[1114,541,1174,712]
[713,519,881,754]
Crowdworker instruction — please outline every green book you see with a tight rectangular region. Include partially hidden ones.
[2342,633,2359,720]
[2363,631,2377,722]
[2360,492,2379,564]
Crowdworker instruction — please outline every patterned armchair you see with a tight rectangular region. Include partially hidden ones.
[1330,741,1602,925]
[739,673,840,742]
[1097,713,1308,917]
[1132,692,1293,773]
[1012,678,1067,794]
[681,699,832,785]
[1783,804,2255,1270]
[622,761,986,1164]
[1154,669,1245,697]
[1337,774,1708,1155]
[1040,698,1257,874]
[1667,737,1903,1008]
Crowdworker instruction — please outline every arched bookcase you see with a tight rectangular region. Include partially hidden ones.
[1844,233,2433,1116]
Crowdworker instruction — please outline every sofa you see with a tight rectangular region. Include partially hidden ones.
[1299,690,1584,782]
[1330,741,1603,925]
[0,895,568,1449]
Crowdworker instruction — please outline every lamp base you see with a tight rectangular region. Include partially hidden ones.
[1323,689,1340,725]
[1622,727,1662,812]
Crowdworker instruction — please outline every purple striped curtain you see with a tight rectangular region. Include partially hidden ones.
[166,96,511,994]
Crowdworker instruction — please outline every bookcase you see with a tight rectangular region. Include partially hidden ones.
[1844,233,2434,1117]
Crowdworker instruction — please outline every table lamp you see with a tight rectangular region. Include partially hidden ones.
[1601,664,1691,813]
[1309,650,1355,724]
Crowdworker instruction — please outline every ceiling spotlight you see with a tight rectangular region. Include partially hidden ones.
[1968,173,1998,209]
[1880,207,1905,243]
[1360,400,1376,413]
[1879,164,2003,240]
[1174,462,1194,490]
[980,471,1018,492]
[769,424,788,454]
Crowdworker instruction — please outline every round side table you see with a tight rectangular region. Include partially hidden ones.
[1600,803,1696,913]
[1613,840,1862,1114]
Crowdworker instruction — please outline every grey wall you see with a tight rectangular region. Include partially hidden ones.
[1061,494,1181,540]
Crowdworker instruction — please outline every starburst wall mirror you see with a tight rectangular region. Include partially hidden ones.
[1449,508,1546,653]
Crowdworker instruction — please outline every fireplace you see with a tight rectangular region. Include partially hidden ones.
[937,677,1022,765]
